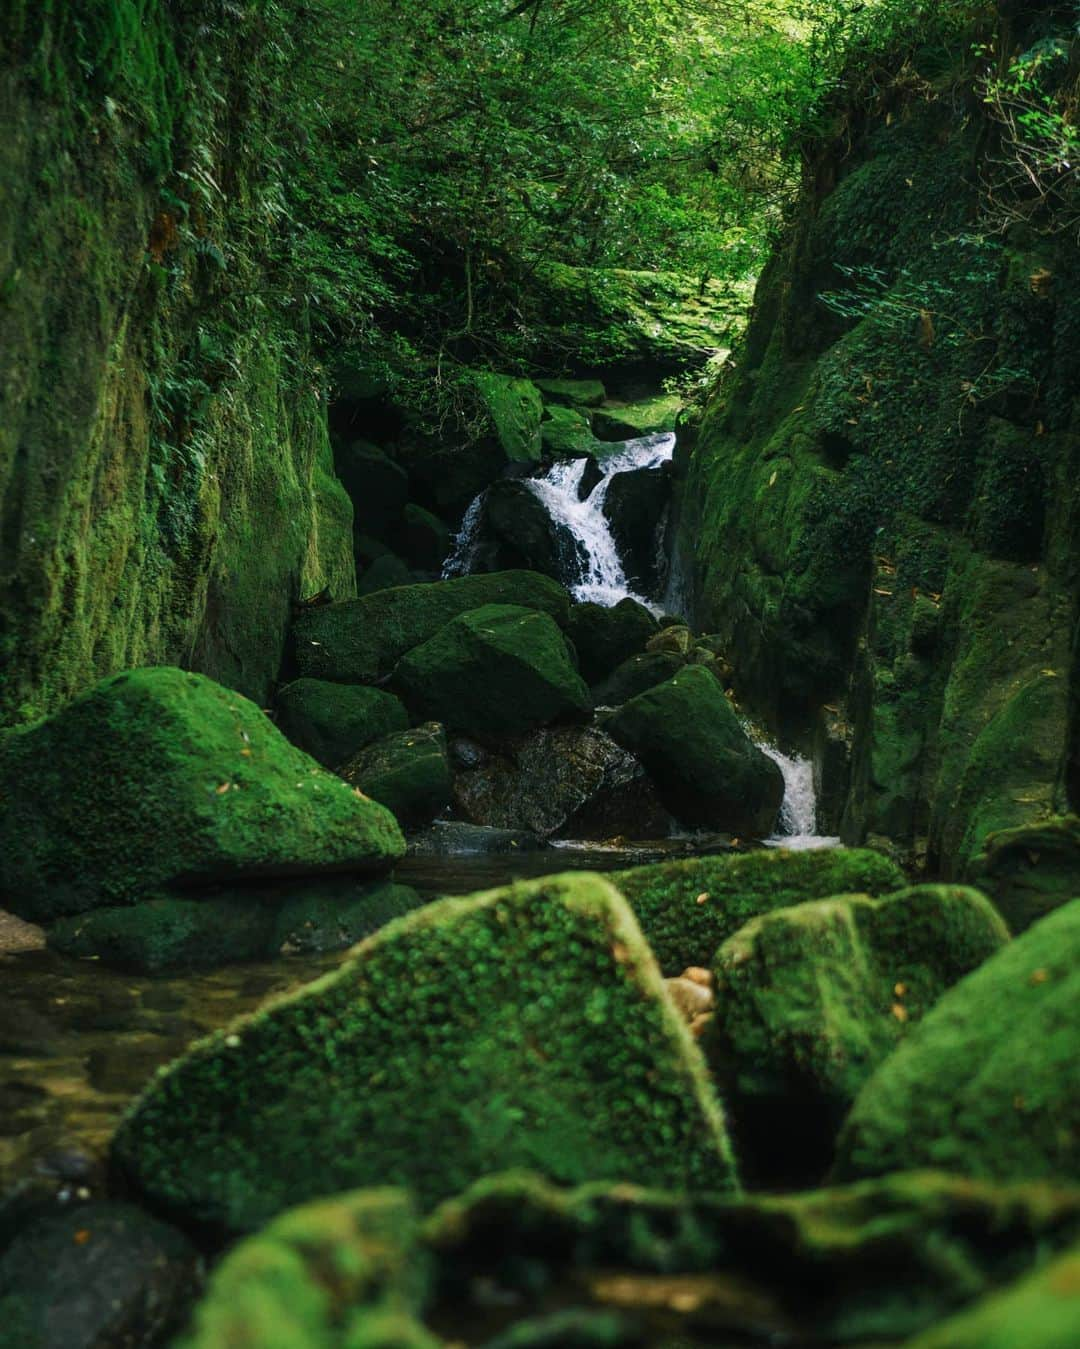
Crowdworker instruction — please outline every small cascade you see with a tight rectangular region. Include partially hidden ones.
[441,492,486,579]
[757,742,840,851]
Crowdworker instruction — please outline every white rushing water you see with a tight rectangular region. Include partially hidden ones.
[441,492,486,579]
[757,742,840,851]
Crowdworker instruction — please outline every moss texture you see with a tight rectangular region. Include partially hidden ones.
[612,848,906,975]
[394,605,592,741]
[592,651,685,706]
[471,372,544,464]
[338,723,452,831]
[565,600,658,686]
[294,572,571,685]
[969,813,1080,933]
[835,898,1080,1184]
[0,667,405,922]
[275,678,409,769]
[111,872,737,1235]
[592,394,682,442]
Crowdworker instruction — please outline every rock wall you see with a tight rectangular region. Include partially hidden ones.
[0,3,354,726]
[679,16,1079,873]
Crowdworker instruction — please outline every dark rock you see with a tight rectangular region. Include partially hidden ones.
[399,503,452,572]
[276,677,408,767]
[477,479,586,580]
[968,813,1080,932]
[406,822,546,856]
[602,464,672,594]
[577,454,604,501]
[334,439,409,535]
[357,552,412,596]
[565,599,659,685]
[338,723,452,830]
[592,651,685,706]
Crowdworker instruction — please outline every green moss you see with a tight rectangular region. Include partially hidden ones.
[539,404,605,458]
[471,372,543,464]
[534,379,606,408]
[612,848,906,975]
[970,814,1080,933]
[591,651,685,706]
[565,600,658,686]
[276,679,409,768]
[394,605,591,741]
[111,872,737,1234]
[592,394,682,442]
[0,667,405,922]
[294,572,571,685]
[339,724,452,831]
[835,898,1080,1184]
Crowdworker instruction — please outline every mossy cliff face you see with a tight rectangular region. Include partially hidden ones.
[680,30,1079,875]
[0,5,354,726]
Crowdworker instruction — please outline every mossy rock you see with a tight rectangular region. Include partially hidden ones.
[592,651,685,706]
[539,405,606,459]
[592,395,681,442]
[471,371,544,464]
[534,378,607,408]
[905,1244,1080,1349]
[111,872,737,1233]
[275,678,408,768]
[612,847,906,975]
[357,553,414,597]
[835,898,1080,1184]
[0,668,405,922]
[969,814,1080,933]
[294,572,571,685]
[708,885,1009,1184]
[334,440,409,535]
[566,599,658,685]
[339,723,451,831]
[604,666,783,833]
[174,1188,430,1349]
[399,504,452,573]
[47,880,425,973]
[394,605,591,742]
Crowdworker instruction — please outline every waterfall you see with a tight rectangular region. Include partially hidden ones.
[757,742,839,851]
[441,492,486,579]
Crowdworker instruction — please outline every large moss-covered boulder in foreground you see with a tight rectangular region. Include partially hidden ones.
[835,898,1080,1185]
[275,678,408,767]
[111,873,736,1234]
[293,572,571,684]
[394,605,591,741]
[968,814,1080,933]
[0,668,405,923]
[709,885,1009,1183]
[338,723,452,831]
[612,848,906,975]
[604,667,783,833]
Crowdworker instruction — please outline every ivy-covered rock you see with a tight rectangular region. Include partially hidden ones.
[112,873,737,1234]
[338,723,451,831]
[275,678,408,767]
[835,898,1080,1184]
[592,651,685,706]
[604,666,783,833]
[565,599,658,685]
[0,668,405,922]
[47,880,425,973]
[968,814,1080,933]
[294,571,571,684]
[612,847,906,975]
[394,605,591,741]
[708,885,1009,1184]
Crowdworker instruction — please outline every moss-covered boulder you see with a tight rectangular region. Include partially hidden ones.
[357,553,414,596]
[835,898,1080,1184]
[612,847,906,975]
[0,668,405,922]
[604,666,783,833]
[565,599,658,685]
[47,880,425,973]
[709,885,1009,1184]
[592,651,685,706]
[275,678,408,767]
[334,440,409,535]
[174,1189,430,1349]
[472,372,544,464]
[399,504,452,573]
[534,378,607,408]
[339,723,451,831]
[111,873,737,1233]
[294,572,571,685]
[592,395,681,442]
[969,814,1080,933]
[394,605,591,741]
[539,404,605,459]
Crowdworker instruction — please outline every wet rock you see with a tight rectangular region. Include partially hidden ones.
[0,668,405,923]
[294,572,571,685]
[275,677,408,767]
[565,599,658,685]
[592,652,685,707]
[0,910,45,956]
[835,897,1080,1184]
[406,822,546,855]
[968,813,1080,933]
[601,463,672,594]
[604,666,783,834]
[338,723,452,830]
[393,604,591,741]
[478,479,586,580]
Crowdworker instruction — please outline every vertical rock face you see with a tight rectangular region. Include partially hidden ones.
[0,8,355,726]
[679,29,1078,874]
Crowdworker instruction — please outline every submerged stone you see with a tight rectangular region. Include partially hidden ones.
[394,604,591,741]
[275,677,408,767]
[835,898,1080,1184]
[0,668,405,922]
[111,872,737,1233]
[338,723,452,831]
[604,666,783,833]
[293,571,571,684]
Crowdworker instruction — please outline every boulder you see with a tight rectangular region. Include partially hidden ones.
[334,439,409,535]
[472,372,544,464]
[602,464,672,594]
[275,678,408,767]
[593,651,685,706]
[338,723,452,831]
[565,599,659,685]
[294,572,571,685]
[478,479,586,580]
[604,666,784,833]
[646,624,693,655]
[834,898,1080,1184]
[592,395,681,441]
[451,725,670,839]
[968,814,1080,932]
[394,605,591,741]
[0,668,405,922]
[612,847,906,975]
[539,404,604,459]
[111,873,737,1233]
[534,378,607,407]
[709,885,1009,1185]
[399,504,451,573]
[357,553,413,596]
[47,880,425,973]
